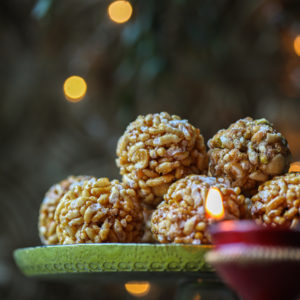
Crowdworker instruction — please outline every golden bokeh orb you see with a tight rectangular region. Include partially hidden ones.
[293,36,300,56]
[289,162,300,172]
[108,1,133,24]
[124,282,150,297]
[63,75,87,102]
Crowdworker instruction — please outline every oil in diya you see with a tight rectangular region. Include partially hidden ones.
[205,187,300,300]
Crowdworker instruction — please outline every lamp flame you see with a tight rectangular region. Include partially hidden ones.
[289,162,300,173]
[205,187,225,220]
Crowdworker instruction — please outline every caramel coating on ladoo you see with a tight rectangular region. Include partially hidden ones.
[208,117,291,194]
[151,175,246,244]
[116,112,208,207]
[38,175,92,245]
[139,205,156,243]
[55,178,144,244]
[251,173,300,228]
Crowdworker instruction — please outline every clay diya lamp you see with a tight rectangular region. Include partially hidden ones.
[205,188,300,300]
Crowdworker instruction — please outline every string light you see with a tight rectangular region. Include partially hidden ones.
[293,35,300,56]
[124,282,150,297]
[108,1,132,24]
[63,75,87,102]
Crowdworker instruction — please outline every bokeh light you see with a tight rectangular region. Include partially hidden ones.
[108,1,133,24]
[124,282,150,297]
[63,75,87,102]
[193,294,201,300]
[289,162,300,172]
[293,35,300,56]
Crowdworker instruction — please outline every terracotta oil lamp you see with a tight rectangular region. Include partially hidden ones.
[205,186,300,300]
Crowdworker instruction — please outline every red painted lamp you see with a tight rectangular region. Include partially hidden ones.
[205,187,300,300]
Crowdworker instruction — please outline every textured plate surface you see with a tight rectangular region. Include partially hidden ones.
[14,244,214,280]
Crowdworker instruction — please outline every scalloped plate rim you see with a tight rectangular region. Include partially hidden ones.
[14,244,215,278]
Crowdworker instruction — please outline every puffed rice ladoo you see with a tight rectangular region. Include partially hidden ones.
[151,175,247,244]
[38,175,92,245]
[55,178,144,244]
[117,112,208,207]
[208,117,291,195]
[251,172,300,228]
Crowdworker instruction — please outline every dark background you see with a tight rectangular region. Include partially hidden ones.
[0,0,299,299]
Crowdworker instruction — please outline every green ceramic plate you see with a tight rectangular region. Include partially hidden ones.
[14,244,214,280]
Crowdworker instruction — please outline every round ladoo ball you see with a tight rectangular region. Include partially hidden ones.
[208,117,291,195]
[55,178,144,244]
[38,175,92,245]
[151,175,247,244]
[116,112,208,207]
[251,173,300,228]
